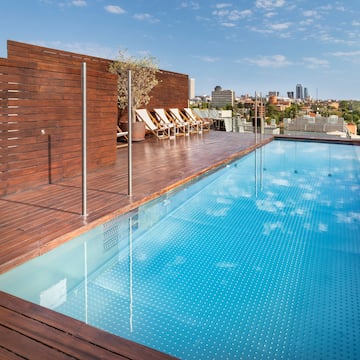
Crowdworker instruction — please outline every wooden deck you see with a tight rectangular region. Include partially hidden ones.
[0,291,176,360]
[0,131,273,359]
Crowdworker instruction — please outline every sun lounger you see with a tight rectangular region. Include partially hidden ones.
[169,108,199,134]
[116,125,128,148]
[184,108,210,132]
[153,108,186,136]
[135,109,170,140]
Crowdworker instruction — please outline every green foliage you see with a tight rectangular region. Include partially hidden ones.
[266,103,281,121]
[109,51,159,121]
[282,104,299,119]
[339,100,350,112]
[351,101,360,112]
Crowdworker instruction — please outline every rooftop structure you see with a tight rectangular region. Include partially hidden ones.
[284,115,346,134]
[296,83,303,100]
[211,85,235,108]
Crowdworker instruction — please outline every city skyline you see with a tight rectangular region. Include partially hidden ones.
[1,0,359,100]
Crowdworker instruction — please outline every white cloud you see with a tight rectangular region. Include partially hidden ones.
[331,50,360,64]
[134,13,159,23]
[264,11,277,18]
[72,0,86,6]
[249,26,272,34]
[230,9,252,20]
[213,7,252,28]
[317,31,356,46]
[300,18,314,26]
[104,5,126,14]
[331,50,360,57]
[245,54,292,68]
[352,21,360,26]
[319,4,333,11]
[194,55,220,62]
[214,8,252,20]
[269,22,291,30]
[213,9,229,16]
[215,3,232,9]
[303,10,318,17]
[221,22,236,27]
[255,0,285,9]
[303,57,329,68]
[180,2,200,10]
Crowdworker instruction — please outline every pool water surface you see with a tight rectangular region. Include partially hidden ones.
[1,140,359,359]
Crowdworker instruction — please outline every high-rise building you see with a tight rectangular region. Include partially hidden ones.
[211,86,235,107]
[189,78,195,100]
[304,87,309,100]
[287,91,294,99]
[296,84,303,99]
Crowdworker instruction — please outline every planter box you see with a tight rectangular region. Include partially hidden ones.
[120,121,146,142]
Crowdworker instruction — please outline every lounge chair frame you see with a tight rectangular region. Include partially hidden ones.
[135,109,170,140]
[184,108,211,132]
[153,108,186,136]
[117,125,128,148]
[169,108,198,134]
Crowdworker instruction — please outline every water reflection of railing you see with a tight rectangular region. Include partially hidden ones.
[129,217,133,332]
[254,146,264,198]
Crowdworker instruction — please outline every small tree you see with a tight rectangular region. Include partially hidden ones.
[109,51,159,123]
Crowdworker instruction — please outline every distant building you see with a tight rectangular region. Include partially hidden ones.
[296,84,303,100]
[284,115,345,134]
[287,91,294,99]
[304,87,309,100]
[189,78,195,100]
[347,123,357,135]
[268,91,279,97]
[269,95,277,105]
[211,86,235,108]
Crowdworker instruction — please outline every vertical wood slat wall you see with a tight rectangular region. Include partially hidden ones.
[0,41,118,196]
[0,40,189,196]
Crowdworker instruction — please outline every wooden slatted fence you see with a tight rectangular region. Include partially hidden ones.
[0,42,118,196]
[0,41,189,196]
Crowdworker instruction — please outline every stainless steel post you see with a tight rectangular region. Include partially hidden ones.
[82,62,87,217]
[254,91,258,142]
[260,92,264,135]
[128,70,133,196]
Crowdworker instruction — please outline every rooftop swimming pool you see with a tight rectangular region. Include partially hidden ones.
[1,140,359,359]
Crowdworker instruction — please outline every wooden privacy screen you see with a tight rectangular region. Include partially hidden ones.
[148,69,189,110]
[0,41,118,196]
[0,40,189,196]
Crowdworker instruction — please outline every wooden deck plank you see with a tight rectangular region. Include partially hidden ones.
[0,344,27,360]
[0,308,128,360]
[0,325,75,360]
[1,291,176,360]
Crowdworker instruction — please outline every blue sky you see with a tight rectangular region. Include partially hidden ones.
[2,0,360,100]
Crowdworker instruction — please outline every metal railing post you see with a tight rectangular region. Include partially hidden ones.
[82,62,87,217]
[254,91,258,143]
[128,70,133,196]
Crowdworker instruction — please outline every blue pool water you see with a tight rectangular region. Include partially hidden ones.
[1,140,360,359]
